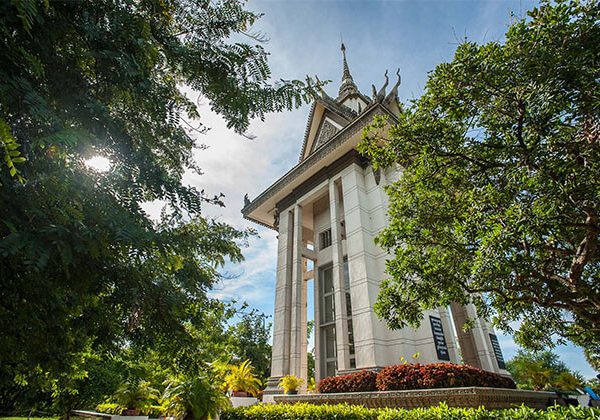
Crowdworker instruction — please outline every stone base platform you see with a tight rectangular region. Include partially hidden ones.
[274,387,556,409]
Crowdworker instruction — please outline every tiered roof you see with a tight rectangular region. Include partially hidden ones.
[242,44,402,229]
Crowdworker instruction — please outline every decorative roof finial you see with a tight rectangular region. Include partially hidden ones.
[341,42,351,81]
[338,41,359,100]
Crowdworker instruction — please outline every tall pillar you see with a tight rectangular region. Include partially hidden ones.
[450,302,480,368]
[289,204,307,383]
[437,306,460,363]
[265,209,294,393]
[313,261,322,382]
[464,303,498,372]
[329,178,350,372]
[341,164,378,368]
[300,267,308,383]
[450,302,498,372]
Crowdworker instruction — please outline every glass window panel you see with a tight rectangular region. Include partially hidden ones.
[322,267,333,294]
[320,229,332,250]
[326,361,336,378]
[325,326,336,359]
[343,258,353,316]
[345,292,352,316]
[323,295,334,323]
[347,320,355,355]
[343,258,350,290]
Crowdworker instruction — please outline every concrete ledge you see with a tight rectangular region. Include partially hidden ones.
[71,410,151,420]
[274,387,556,409]
[230,396,259,408]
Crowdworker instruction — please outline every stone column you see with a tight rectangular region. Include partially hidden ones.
[464,303,498,372]
[313,261,322,382]
[300,268,308,383]
[437,306,460,363]
[265,208,294,393]
[329,178,350,372]
[289,204,307,383]
[341,164,378,368]
[450,302,480,368]
[450,302,498,372]
[480,318,507,372]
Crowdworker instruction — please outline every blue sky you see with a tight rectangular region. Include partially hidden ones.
[181,0,596,379]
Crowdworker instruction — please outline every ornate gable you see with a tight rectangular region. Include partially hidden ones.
[298,44,401,162]
[298,99,352,162]
[313,118,340,151]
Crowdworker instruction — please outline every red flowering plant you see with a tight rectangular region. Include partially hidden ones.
[316,363,515,394]
[317,370,377,393]
[375,363,516,391]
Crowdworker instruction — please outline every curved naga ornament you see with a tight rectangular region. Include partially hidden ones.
[372,69,401,104]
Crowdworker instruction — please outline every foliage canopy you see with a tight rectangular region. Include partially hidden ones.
[359,0,600,355]
[506,350,584,391]
[0,0,312,411]
[226,308,272,380]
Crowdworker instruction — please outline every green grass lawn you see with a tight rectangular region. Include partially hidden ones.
[0,417,59,420]
[0,417,88,420]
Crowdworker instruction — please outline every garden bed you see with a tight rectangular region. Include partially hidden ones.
[274,387,556,409]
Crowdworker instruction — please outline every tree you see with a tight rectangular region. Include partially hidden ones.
[307,320,315,384]
[227,309,272,381]
[0,0,313,410]
[584,344,600,372]
[359,0,600,353]
[506,350,583,392]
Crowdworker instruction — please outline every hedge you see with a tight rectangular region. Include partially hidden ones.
[376,363,515,391]
[316,363,515,394]
[221,403,600,419]
[96,402,164,417]
[318,370,377,393]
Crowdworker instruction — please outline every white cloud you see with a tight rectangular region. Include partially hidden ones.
[210,228,278,305]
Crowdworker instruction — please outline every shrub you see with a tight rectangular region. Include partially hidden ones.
[96,402,124,414]
[221,403,599,419]
[222,403,376,420]
[376,363,516,391]
[316,364,514,395]
[279,375,304,393]
[111,380,159,411]
[317,370,377,393]
[224,360,262,396]
[163,374,231,420]
[97,400,164,417]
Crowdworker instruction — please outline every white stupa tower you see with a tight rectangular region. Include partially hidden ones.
[242,44,508,395]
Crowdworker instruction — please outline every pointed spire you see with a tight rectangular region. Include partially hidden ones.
[338,42,359,99]
[341,43,352,81]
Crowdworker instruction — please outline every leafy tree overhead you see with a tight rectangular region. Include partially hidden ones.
[584,344,600,372]
[359,0,600,355]
[0,0,313,404]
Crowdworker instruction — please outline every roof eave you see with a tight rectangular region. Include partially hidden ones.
[242,102,398,229]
